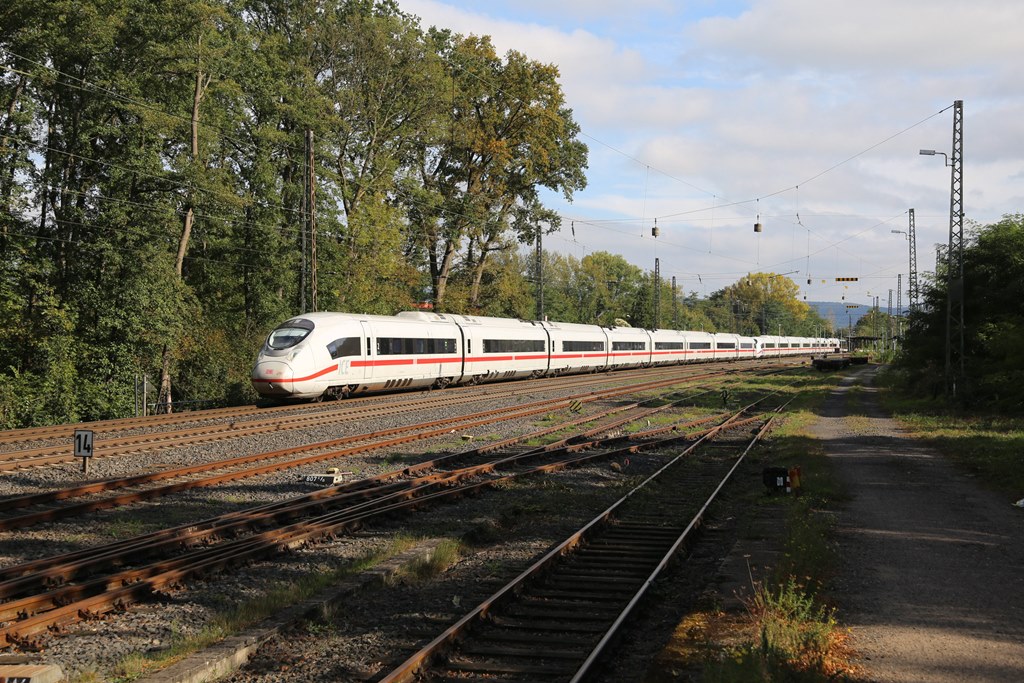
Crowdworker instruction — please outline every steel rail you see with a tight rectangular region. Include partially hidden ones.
[0,397,734,602]
[0,358,788,448]
[0,393,767,648]
[0,364,741,470]
[0,371,732,530]
[376,392,791,682]
[0,423,709,647]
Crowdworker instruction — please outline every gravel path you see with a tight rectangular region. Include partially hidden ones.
[817,366,1024,683]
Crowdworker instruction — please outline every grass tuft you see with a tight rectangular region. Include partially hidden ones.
[702,579,853,682]
[388,538,461,584]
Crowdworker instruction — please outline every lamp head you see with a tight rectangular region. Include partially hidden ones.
[919,149,937,156]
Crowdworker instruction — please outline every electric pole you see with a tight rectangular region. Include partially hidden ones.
[907,208,919,314]
[897,273,903,345]
[945,100,965,397]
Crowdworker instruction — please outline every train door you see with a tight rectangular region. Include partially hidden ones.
[359,321,373,380]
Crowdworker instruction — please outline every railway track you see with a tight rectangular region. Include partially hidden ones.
[0,371,732,531]
[0,363,741,449]
[0,377,790,651]
[378,395,792,682]
[0,363,758,471]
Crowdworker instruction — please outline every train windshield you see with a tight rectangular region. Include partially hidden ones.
[267,318,314,350]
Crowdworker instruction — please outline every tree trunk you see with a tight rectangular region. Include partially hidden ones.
[157,344,173,413]
[174,66,207,277]
[433,239,457,312]
[468,237,500,310]
[0,75,25,230]
[164,52,209,412]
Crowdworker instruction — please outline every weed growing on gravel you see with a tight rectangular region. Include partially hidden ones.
[67,667,103,683]
[708,578,845,681]
[110,652,149,681]
[105,518,148,539]
[388,538,461,584]
[99,535,420,681]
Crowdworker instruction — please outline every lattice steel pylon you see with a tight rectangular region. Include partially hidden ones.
[897,274,902,323]
[907,209,919,313]
[945,100,965,397]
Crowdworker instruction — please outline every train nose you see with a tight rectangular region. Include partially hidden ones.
[251,360,295,396]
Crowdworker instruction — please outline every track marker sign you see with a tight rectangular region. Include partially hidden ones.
[74,429,94,473]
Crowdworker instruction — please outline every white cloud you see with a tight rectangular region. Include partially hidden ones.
[399,0,1024,305]
[691,1,1024,74]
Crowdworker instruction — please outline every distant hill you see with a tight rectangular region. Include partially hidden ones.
[808,301,869,328]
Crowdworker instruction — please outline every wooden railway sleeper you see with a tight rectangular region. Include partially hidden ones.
[443,656,577,676]
[460,643,588,660]
[473,628,597,647]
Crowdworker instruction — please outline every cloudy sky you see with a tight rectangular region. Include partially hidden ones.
[400,0,1024,308]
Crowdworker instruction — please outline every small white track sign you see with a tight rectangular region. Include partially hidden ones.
[74,429,94,458]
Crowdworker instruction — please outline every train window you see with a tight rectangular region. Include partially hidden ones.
[327,337,361,359]
[763,343,776,348]
[689,342,712,350]
[483,339,545,353]
[563,340,604,352]
[655,342,686,350]
[716,342,736,349]
[267,318,314,350]
[803,343,812,348]
[778,343,789,348]
[741,343,754,349]
[612,341,645,351]
[376,337,457,355]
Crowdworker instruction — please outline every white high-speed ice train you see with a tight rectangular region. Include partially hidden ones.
[251,311,841,401]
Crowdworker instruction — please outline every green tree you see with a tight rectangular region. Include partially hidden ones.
[409,31,587,312]
[710,272,817,335]
[900,214,1024,407]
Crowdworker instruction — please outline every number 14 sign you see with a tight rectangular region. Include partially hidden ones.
[74,429,94,474]
[74,429,94,458]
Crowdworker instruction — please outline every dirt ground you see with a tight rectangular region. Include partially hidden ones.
[814,365,1024,682]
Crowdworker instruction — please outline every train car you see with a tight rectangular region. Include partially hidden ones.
[683,330,717,362]
[737,335,758,359]
[648,328,688,366]
[252,312,381,400]
[450,313,550,384]
[755,335,782,359]
[542,320,611,375]
[607,326,653,369]
[712,332,744,361]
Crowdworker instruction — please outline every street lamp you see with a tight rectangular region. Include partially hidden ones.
[919,149,951,166]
